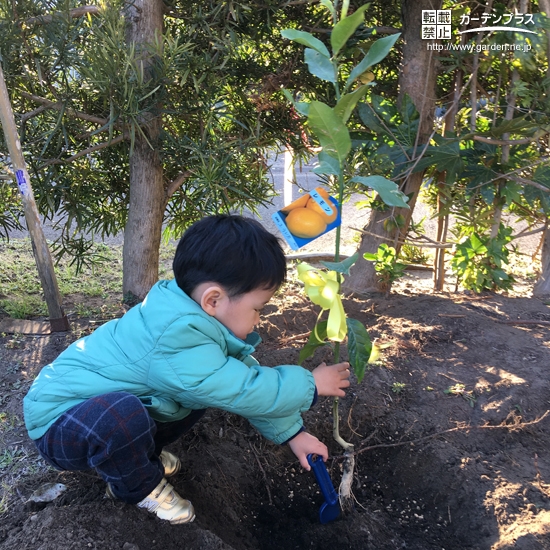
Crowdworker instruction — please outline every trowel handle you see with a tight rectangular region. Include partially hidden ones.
[307,454,338,506]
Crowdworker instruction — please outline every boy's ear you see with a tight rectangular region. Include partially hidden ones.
[199,285,227,316]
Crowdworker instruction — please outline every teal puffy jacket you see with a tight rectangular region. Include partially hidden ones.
[24,279,316,443]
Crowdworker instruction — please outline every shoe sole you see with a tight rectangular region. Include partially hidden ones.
[170,513,196,525]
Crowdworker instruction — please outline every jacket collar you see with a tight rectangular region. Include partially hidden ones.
[167,279,261,354]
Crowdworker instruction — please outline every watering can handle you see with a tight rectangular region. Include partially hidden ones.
[307,454,339,506]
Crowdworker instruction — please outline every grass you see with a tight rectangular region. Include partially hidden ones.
[0,447,51,516]
[0,239,123,293]
[0,238,177,320]
[391,382,406,394]
[0,405,55,517]
[0,447,24,470]
[0,237,180,517]
[0,296,49,318]
[0,411,19,431]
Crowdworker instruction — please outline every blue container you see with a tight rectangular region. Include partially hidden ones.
[272,189,341,250]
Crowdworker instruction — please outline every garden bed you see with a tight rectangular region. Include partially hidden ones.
[1,268,549,549]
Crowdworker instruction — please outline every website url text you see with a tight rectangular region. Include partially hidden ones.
[427,42,532,53]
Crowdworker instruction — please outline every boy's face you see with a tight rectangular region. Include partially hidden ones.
[214,287,275,340]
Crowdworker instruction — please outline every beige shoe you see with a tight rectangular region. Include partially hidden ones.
[137,478,195,524]
[160,450,181,477]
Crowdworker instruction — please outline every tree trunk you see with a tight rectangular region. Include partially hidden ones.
[541,0,550,81]
[491,62,518,240]
[533,0,550,298]
[122,0,165,301]
[534,225,550,298]
[433,178,449,291]
[433,62,462,291]
[345,0,440,292]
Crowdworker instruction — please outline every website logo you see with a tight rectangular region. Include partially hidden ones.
[422,10,452,40]
[422,9,536,40]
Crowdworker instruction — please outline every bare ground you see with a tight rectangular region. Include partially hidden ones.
[1,272,550,550]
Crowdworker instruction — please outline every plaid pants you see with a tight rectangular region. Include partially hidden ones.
[35,392,205,504]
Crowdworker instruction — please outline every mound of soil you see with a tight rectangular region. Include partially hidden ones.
[1,275,550,549]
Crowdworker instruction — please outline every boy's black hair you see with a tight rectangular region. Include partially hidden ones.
[173,215,287,297]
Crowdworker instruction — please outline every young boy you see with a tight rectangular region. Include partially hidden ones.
[24,215,350,525]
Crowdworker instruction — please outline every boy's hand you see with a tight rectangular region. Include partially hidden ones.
[312,361,350,397]
[288,431,328,470]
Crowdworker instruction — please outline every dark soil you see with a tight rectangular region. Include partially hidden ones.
[1,275,550,550]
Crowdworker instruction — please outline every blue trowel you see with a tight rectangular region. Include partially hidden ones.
[307,454,341,524]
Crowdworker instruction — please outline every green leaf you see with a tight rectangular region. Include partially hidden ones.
[400,93,419,125]
[308,101,351,163]
[501,181,522,204]
[295,102,310,116]
[488,116,539,138]
[412,141,463,182]
[469,233,487,254]
[533,165,550,189]
[298,321,328,365]
[331,4,369,56]
[320,253,359,274]
[345,33,401,90]
[350,175,410,208]
[282,88,294,104]
[281,29,330,58]
[356,102,387,135]
[334,85,370,123]
[313,151,341,175]
[282,89,310,116]
[304,48,337,82]
[319,0,336,18]
[346,318,372,383]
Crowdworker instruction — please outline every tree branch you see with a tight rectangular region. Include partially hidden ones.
[25,6,100,26]
[20,92,108,126]
[350,227,454,249]
[334,410,550,460]
[463,156,550,193]
[510,175,550,193]
[374,26,402,35]
[19,105,47,122]
[473,135,536,146]
[166,170,193,200]
[66,135,125,162]
[510,225,546,241]
[283,0,319,5]
[38,135,125,168]
[302,25,400,35]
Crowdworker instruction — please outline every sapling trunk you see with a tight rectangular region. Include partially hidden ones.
[282,8,406,512]
[333,171,355,504]
[332,392,355,504]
